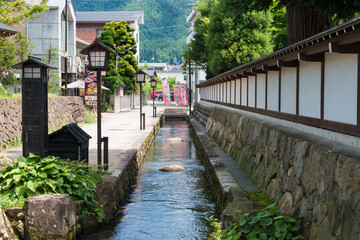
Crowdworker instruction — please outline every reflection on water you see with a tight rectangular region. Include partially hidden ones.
[87,120,219,240]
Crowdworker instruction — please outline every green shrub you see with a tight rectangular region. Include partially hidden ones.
[0,154,106,221]
[84,108,96,124]
[210,203,304,240]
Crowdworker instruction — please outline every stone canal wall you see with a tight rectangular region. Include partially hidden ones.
[0,116,163,240]
[194,102,360,240]
[0,97,85,150]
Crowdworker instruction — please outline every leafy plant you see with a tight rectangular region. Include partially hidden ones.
[210,203,304,240]
[0,154,106,221]
[84,108,96,123]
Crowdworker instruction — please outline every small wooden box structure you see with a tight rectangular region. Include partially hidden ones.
[48,123,92,163]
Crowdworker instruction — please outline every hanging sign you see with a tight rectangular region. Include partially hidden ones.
[85,72,97,107]
[162,84,171,105]
[173,85,181,106]
[180,84,188,106]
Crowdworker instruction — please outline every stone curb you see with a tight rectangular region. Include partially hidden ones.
[188,116,254,228]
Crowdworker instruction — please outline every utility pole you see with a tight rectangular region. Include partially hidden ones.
[188,59,192,115]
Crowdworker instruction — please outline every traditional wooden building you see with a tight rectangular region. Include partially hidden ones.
[196,16,360,148]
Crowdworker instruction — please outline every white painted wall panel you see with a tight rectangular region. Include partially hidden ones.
[324,53,357,124]
[299,62,321,118]
[231,81,235,104]
[236,79,241,105]
[280,68,297,114]
[222,83,226,102]
[248,76,256,107]
[267,71,279,111]
[227,82,231,103]
[257,74,266,109]
[241,78,247,106]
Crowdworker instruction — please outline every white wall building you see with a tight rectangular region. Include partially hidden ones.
[26,0,77,84]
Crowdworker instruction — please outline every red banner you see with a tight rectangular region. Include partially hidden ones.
[173,85,181,106]
[162,84,171,105]
[180,84,188,106]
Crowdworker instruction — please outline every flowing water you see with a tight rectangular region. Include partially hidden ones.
[87,120,219,240]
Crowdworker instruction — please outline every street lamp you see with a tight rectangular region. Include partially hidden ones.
[80,39,115,166]
[149,77,157,117]
[135,69,148,130]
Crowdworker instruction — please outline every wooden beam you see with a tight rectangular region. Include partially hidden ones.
[277,60,299,68]
[329,42,360,54]
[298,52,324,62]
[251,68,267,74]
[243,71,257,76]
[262,65,281,71]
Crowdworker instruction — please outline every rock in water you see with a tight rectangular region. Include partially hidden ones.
[159,165,185,172]
[167,137,183,142]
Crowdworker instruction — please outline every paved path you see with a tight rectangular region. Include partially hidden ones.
[1,102,187,170]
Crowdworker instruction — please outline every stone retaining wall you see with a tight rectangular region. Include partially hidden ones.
[195,103,360,240]
[0,116,163,240]
[0,97,85,150]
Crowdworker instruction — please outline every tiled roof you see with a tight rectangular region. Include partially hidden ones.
[76,11,143,23]
[0,22,17,37]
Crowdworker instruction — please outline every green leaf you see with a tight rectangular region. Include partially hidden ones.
[259,233,267,240]
[260,217,273,226]
[12,174,22,182]
[27,180,37,192]
[46,168,59,175]
[15,186,26,198]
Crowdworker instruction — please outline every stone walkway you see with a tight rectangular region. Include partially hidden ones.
[1,102,188,171]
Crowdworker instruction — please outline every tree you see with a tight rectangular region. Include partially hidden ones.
[167,77,180,91]
[184,0,274,78]
[239,0,360,44]
[0,0,47,87]
[0,0,48,25]
[98,21,138,94]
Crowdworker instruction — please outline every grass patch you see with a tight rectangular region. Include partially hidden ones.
[84,108,96,124]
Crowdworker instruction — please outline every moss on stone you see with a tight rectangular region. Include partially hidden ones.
[247,191,272,211]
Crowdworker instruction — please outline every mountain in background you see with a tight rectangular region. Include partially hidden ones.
[73,0,195,65]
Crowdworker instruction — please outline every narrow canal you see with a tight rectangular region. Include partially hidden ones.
[88,120,219,240]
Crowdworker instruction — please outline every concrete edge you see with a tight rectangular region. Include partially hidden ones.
[188,116,257,228]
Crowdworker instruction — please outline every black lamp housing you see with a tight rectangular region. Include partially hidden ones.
[135,69,148,84]
[80,38,115,71]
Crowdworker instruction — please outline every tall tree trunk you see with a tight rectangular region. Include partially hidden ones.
[286,1,332,45]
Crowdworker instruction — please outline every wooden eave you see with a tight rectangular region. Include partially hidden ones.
[196,16,360,88]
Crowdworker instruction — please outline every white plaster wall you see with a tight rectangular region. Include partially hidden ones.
[267,71,279,111]
[248,76,256,107]
[257,74,266,109]
[231,81,235,104]
[324,52,357,125]
[236,79,241,105]
[280,68,297,114]
[299,62,321,118]
[241,78,247,106]
[227,82,231,103]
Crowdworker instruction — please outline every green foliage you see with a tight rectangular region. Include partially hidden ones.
[167,76,180,91]
[73,0,193,64]
[99,21,138,93]
[210,203,304,240]
[0,0,48,25]
[187,0,274,78]
[84,108,97,124]
[5,138,22,149]
[43,47,62,95]
[0,154,106,221]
